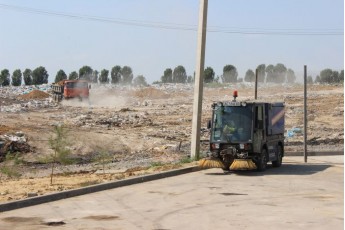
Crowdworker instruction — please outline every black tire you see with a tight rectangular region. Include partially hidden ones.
[256,149,267,171]
[221,155,234,172]
[272,145,283,167]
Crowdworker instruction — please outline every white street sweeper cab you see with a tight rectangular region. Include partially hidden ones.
[206,91,285,171]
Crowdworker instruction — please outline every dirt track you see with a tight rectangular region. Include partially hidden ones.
[0,83,343,202]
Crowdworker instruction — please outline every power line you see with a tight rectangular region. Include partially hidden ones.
[0,3,343,36]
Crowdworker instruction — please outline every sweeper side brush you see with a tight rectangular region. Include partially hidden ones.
[230,159,257,170]
[199,158,225,169]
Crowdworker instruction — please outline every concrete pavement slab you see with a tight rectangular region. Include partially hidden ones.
[0,156,343,230]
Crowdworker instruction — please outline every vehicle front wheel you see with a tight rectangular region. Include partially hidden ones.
[221,155,234,172]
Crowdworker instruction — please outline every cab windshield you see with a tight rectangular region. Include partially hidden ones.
[211,105,252,142]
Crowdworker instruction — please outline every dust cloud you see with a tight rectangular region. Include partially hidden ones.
[61,89,130,108]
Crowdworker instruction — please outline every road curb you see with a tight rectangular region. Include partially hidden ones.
[285,151,344,156]
[0,166,200,213]
[0,152,342,212]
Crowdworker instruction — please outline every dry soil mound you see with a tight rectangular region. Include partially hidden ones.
[17,90,50,100]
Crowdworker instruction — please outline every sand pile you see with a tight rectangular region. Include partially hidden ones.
[17,90,50,100]
[55,80,66,86]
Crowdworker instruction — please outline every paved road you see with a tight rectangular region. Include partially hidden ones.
[0,156,343,230]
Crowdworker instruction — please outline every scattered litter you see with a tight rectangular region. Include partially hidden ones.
[0,132,31,161]
[286,127,303,138]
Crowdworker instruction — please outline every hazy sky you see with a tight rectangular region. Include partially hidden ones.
[0,0,343,83]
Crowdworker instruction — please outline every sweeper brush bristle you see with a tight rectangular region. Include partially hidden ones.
[198,158,225,169]
[230,159,257,170]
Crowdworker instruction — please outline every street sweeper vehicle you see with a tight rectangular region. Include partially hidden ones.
[200,91,285,171]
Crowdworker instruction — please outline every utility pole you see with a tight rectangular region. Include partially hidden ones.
[255,68,258,100]
[191,0,208,160]
[304,65,308,163]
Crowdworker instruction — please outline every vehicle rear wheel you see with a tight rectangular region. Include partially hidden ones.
[256,149,267,171]
[272,145,283,167]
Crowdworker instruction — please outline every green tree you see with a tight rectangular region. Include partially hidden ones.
[286,68,296,83]
[330,71,339,83]
[265,64,275,82]
[0,69,11,86]
[0,153,21,180]
[32,66,49,85]
[68,71,78,80]
[91,140,114,175]
[79,66,93,81]
[204,67,215,83]
[48,125,73,185]
[133,75,148,86]
[92,70,99,83]
[121,66,133,84]
[12,69,22,86]
[273,63,287,83]
[23,68,32,85]
[256,64,266,82]
[315,75,321,83]
[111,65,122,84]
[99,69,109,84]
[187,75,193,83]
[339,70,344,83]
[161,68,173,83]
[54,69,67,83]
[244,69,255,82]
[320,68,333,83]
[94,149,113,175]
[173,65,187,83]
[222,65,238,83]
[214,75,220,83]
[307,76,313,84]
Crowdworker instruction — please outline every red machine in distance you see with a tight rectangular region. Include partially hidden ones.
[51,80,90,102]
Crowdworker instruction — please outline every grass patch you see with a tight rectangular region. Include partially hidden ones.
[0,152,22,180]
[150,161,165,167]
[178,156,196,164]
[78,180,100,187]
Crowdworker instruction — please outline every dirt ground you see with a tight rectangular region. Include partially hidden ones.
[0,83,343,203]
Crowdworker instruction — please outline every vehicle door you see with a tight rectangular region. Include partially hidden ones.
[253,105,265,153]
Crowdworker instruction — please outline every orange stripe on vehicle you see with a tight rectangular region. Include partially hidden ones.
[272,109,285,125]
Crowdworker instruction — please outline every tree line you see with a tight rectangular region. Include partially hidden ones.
[0,65,148,87]
[159,63,344,85]
[0,63,343,87]
[0,67,49,86]
[56,65,148,86]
